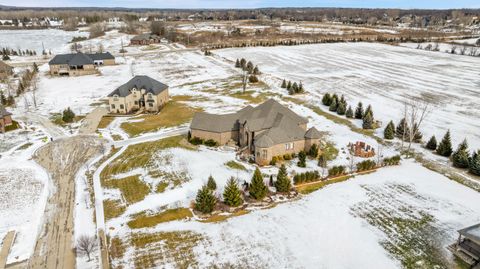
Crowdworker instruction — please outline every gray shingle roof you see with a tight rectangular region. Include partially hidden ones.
[458,223,480,245]
[49,52,114,66]
[191,99,314,147]
[0,105,12,117]
[305,127,322,139]
[108,75,169,97]
[131,33,161,41]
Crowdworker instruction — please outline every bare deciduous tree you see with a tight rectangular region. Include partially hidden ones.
[405,98,431,157]
[77,235,98,262]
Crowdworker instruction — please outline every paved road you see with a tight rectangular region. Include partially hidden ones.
[0,231,16,269]
[28,136,104,269]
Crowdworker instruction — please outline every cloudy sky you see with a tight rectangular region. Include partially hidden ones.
[1,0,479,9]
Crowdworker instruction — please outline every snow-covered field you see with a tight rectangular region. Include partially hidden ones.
[216,43,480,149]
[0,29,88,54]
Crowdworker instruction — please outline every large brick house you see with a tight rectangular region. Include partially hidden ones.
[48,52,115,76]
[190,99,322,165]
[0,105,13,133]
[107,75,169,114]
[130,33,161,45]
[0,61,13,80]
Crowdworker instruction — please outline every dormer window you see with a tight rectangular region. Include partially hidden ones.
[113,94,119,101]
[147,93,153,99]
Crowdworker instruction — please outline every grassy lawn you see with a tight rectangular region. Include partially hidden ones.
[120,96,203,137]
[156,182,169,193]
[97,116,115,129]
[225,160,247,171]
[103,175,151,204]
[103,199,126,220]
[108,236,126,260]
[130,231,204,269]
[16,142,33,151]
[101,135,196,179]
[199,209,250,223]
[127,208,193,229]
[296,175,353,194]
[4,120,20,132]
[321,141,339,161]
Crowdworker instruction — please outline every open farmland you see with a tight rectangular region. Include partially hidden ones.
[216,43,480,149]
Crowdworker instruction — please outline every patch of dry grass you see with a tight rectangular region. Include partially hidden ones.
[296,175,353,194]
[103,175,151,204]
[127,208,193,229]
[199,209,249,223]
[97,116,115,129]
[103,199,126,220]
[120,96,203,136]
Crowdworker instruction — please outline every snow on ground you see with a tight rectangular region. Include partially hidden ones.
[0,29,88,54]
[0,132,50,264]
[216,43,480,149]
[108,159,480,268]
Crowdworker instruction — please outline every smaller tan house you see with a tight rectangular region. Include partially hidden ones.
[190,99,322,165]
[108,75,169,114]
[0,105,13,133]
[0,61,13,80]
[48,52,115,76]
[130,33,161,45]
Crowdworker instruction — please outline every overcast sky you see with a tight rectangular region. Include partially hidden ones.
[1,0,479,9]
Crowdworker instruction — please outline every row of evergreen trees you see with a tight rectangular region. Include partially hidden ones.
[235,58,260,75]
[281,79,304,95]
[2,47,38,58]
[424,131,480,176]
[16,63,39,96]
[322,93,375,129]
[195,165,292,214]
[383,118,422,142]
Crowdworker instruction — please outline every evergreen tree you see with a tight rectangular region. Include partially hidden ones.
[436,130,453,157]
[322,93,332,106]
[269,175,274,186]
[281,79,287,88]
[275,164,291,193]
[253,66,260,75]
[308,143,319,158]
[318,154,327,168]
[249,168,268,200]
[286,81,292,90]
[240,58,246,69]
[297,151,307,167]
[346,106,354,118]
[195,185,216,214]
[426,135,437,150]
[235,59,240,68]
[355,102,363,119]
[363,105,373,119]
[223,177,243,207]
[62,107,76,123]
[452,139,470,168]
[362,112,374,129]
[298,82,304,93]
[33,62,39,73]
[396,118,410,140]
[207,175,217,190]
[336,102,346,115]
[412,123,423,143]
[0,91,6,105]
[292,82,299,93]
[469,151,480,176]
[329,98,338,112]
[384,121,395,140]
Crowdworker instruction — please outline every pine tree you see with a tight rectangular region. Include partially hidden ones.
[322,93,332,106]
[396,118,410,140]
[33,62,39,73]
[318,154,327,168]
[195,185,216,214]
[240,58,246,68]
[436,130,453,157]
[235,59,241,68]
[292,82,299,93]
[62,107,76,123]
[249,168,268,200]
[308,143,319,158]
[298,82,304,93]
[253,66,260,75]
[362,112,374,129]
[355,102,363,119]
[346,106,354,118]
[207,175,217,190]
[297,151,307,167]
[0,91,6,105]
[452,139,470,168]
[363,105,373,119]
[384,121,395,140]
[426,135,437,150]
[275,164,291,193]
[329,98,338,112]
[412,123,423,143]
[336,102,346,115]
[223,177,243,207]
[281,79,287,88]
[469,151,480,176]
[286,81,292,90]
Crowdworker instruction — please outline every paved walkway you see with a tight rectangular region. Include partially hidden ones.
[0,231,16,269]
[79,107,108,135]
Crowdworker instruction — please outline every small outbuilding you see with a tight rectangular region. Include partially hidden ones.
[449,223,480,268]
[130,33,161,45]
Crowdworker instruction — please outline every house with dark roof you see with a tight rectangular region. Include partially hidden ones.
[0,61,13,80]
[130,33,161,45]
[107,75,169,114]
[190,99,322,165]
[449,223,480,268]
[48,52,115,76]
[0,105,13,133]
